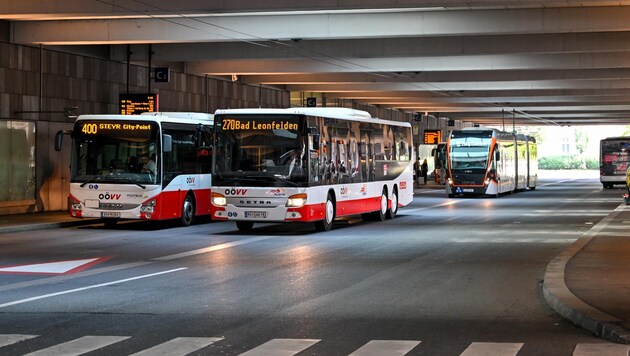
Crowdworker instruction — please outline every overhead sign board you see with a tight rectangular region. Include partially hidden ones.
[423,130,441,144]
[119,93,159,115]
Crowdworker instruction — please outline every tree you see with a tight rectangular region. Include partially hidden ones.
[574,128,589,169]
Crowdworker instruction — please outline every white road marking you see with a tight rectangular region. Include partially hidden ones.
[0,268,187,309]
[239,338,320,356]
[129,337,224,356]
[0,334,38,347]
[460,342,523,356]
[23,336,129,356]
[152,235,279,261]
[349,340,421,356]
[573,343,630,356]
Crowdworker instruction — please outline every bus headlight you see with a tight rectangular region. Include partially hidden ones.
[484,178,491,186]
[212,192,227,207]
[286,193,307,208]
[447,178,453,185]
[140,199,155,213]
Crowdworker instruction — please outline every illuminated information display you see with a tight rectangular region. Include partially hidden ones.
[119,93,159,115]
[423,130,441,144]
[220,118,299,131]
[78,121,154,138]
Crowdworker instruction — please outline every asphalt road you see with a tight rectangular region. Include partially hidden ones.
[0,175,624,355]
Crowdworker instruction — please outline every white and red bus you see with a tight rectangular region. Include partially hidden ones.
[446,127,537,197]
[210,107,414,231]
[55,112,214,226]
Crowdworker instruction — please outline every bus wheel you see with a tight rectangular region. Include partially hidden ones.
[315,194,335,231]
[387,189,398,219]
[180,194,195,226]
[236,221,254,232]
[372,189,387,221]
[103,218,118,228]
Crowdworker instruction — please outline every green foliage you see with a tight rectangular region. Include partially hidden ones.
[539,155,598,170]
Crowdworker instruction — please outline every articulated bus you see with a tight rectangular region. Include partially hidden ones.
[210,107,414,231]
[446,128,537,197]
[55,112,214,226]
[599,137,630,189]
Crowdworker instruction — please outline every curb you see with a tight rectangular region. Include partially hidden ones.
[0,219,99,234]
[542,203,630,344]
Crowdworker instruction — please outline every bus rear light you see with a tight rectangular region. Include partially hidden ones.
[140,200,155,213]
[286,193,307,208]
[212,192,227,207]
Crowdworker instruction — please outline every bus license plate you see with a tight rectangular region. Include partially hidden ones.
[463,189,474,192]
[101,212,120,218]
[245,211,267,219]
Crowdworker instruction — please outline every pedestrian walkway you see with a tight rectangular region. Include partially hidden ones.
[0,334,628,355]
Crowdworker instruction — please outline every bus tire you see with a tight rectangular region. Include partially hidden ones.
[180,194,195,227]
[387,188,398,219]
[315,193,335,231]
[236,221,254,232]
[372,188,387,221]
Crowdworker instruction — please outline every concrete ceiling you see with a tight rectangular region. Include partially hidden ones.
[3,0,630,126]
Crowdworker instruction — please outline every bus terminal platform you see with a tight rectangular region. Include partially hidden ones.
[0,186,629,344]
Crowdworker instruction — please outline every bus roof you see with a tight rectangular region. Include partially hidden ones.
[601,136,630,141]
[141,112,214,123]
[76,112,214,125]
[214,107,411,127]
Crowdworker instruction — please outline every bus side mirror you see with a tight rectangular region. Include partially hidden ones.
[163,134,172,153]
[55,130,72,151]
[495,151,501,161]
[312,133,320,150]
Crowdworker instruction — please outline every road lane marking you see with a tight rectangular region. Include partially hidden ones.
[0,268,187,309]
[0,334,38,347]
[239,338,320,356]
[152,235,279,261]
[129,337,224,356]
[0,257,111,275]
[573,343,630,355]
[349,340,421,356]
[23,336,129,356]
[460,342,523,356]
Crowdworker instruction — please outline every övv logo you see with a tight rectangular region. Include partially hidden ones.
[99,192,121,200]
[225,188,248,196]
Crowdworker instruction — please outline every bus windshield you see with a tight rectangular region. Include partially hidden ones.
[213,115,307,187]
[70,120,160,185]
[601,139,630,176]
[449,136,491,170]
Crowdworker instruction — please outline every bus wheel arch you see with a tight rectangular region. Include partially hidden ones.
[315,190,336,231]
[180,191,196,226]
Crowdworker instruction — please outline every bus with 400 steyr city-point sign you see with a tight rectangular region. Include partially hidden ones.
[55,112,214,227]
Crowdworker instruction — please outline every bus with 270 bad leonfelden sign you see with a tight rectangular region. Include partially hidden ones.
[210,107,414,232]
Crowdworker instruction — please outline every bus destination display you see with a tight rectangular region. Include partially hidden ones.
[78,121,154,138]
[120,93,159,115]
[221,118,299,131]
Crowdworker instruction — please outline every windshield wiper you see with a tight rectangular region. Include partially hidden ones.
[80,175,102,188]
[116,177,146,189]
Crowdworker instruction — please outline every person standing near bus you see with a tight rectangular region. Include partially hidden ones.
[421,159,428,184]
